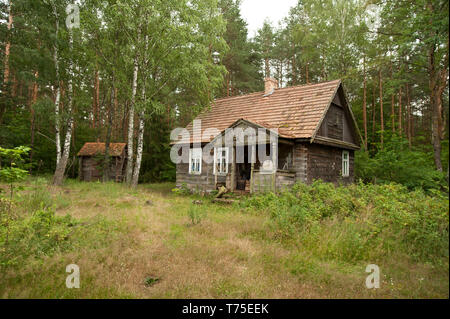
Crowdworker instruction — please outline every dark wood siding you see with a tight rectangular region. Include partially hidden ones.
[318,104,343,140]
[176,159,216,192]
[175,142,355,193]
[79,153,126,182]
[317,103,356,144]
[306,143,354,184]
[292,143,308,183]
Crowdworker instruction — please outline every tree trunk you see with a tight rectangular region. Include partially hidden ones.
[379,69,384,147]
[406,83,412,148]
[391,93,395,133]
[428,43,448,172]
[53,19,61,167]
[291,42,296,85]
[362,56,367,150]
[52,32,74,186]
[92,67,99,129]
[103,86,114,182]
[29,71,39,171]
[125,58,139,184]
[3,0,13,85]
[427,2,448,171]
[390,62,395,133]
[265,57,270,78]
[371,81,376,142]
[131,112,144,188]
[305,63,310,84]
[398,87,402,134]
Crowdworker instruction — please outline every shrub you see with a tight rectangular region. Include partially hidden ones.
[240,180,449,263]
[0,205,76,270]
[355,135,448,192]
[172,183,191,196]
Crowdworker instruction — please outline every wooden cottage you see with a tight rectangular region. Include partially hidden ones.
[77,142,127,182]
[173,79,362,193]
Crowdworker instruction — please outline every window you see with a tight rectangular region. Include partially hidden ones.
[342,150,349,177]
[214,147,228,175]
[189,148,202,175]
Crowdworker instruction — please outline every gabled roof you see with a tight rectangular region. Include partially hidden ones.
[183,79,348,144]
[77,142,126,157]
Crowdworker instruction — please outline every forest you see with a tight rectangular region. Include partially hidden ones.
[0,0,448,189]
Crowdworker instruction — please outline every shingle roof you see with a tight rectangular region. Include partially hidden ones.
[77,142,126,157]
[183,79,342,144]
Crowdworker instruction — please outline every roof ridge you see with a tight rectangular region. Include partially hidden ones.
[213,79,341,102]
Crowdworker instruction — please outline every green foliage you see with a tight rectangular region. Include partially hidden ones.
[140,114,176,183]
[217,0,263,96]
[18,179,54,212]
[144,276,160,287]
[240,180,449,263]
[0,146,30,184]
[355,135,448,192]
[187,205,206,225]
[0,181,125,272]
[0,204,76,269]
[172,183,191,196]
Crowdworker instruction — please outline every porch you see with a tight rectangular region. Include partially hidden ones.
[215,141,297,194]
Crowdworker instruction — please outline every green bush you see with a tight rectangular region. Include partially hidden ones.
[0,205,76,269]
[240,180,449,263]
[355,135,448,192]
[172,183,191,196]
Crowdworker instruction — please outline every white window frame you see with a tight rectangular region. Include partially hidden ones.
[342,150,349,177]
[189,148,202,175]
[214,147,229,175]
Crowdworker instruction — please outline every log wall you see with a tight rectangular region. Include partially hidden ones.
[306,143,354,184]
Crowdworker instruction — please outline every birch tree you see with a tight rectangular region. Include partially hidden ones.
[52,30,74,186]
[122,0,226,187]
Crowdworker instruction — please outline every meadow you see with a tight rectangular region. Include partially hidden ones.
[0,177,448,298]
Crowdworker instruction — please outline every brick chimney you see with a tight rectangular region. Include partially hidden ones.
[264,77,278,96]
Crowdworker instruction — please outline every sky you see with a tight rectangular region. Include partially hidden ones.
[240,0,298,38]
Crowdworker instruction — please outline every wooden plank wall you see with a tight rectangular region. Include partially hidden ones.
[306,143,354,184]
[250,171,295,193]
[176,159,220,192]
[292,143,308,184]
[79,156,126,182]
[318,103,356,144]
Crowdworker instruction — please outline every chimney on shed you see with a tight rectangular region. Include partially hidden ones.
[264,77,278,96]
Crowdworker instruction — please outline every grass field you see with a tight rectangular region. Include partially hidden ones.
[0,177,448,298]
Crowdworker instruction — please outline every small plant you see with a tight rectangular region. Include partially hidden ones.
[0,146,30,249]
[144,276,160,287]
[187,205,205,225]
[172,183,191,195]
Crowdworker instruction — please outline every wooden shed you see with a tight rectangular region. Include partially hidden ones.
[77,142,127,182]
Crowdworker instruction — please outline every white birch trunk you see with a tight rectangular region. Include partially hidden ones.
[131,111,145,187]
[53,31,74,186]
[54,43,61,165]
[54,77,61,167]
[125,58,138,184]
[52,2,61,167]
